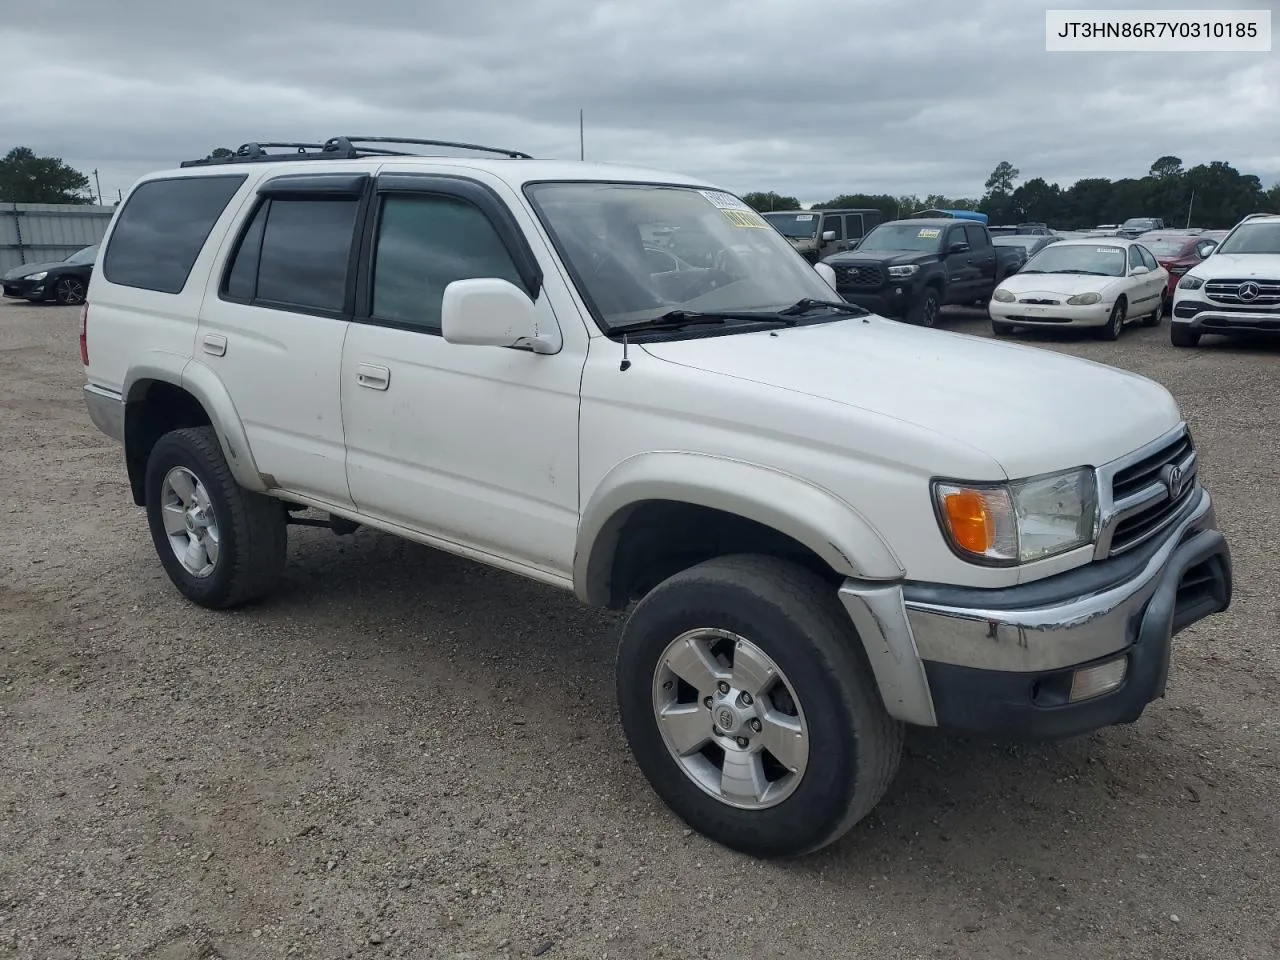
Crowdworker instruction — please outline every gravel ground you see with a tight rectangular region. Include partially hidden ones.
[1,299,1277,960]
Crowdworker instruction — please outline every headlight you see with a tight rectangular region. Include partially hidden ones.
[932,467,1098,565]
[887,264,919,278]
[1178,275,1204,290]
[24,271,47,281]
[992,288,1015,303]
[1066,292,1101,305]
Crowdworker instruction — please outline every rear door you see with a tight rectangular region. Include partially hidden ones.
[964,224,997,291]
[942,225,977,301]
[195,172,365,507]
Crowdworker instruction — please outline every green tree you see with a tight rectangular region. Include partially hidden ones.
[1149,155,1183,180]
[983,161,1020,197]
[207,147,235,160]
[0,147,94,203]
[740,191,800,212]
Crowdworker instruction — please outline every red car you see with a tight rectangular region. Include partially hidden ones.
[1140,231,1226,307]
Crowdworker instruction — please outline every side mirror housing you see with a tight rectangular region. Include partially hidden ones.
[821,230,837,241]
[814,261,838,290]
[1198,242,1216,258]
[1130,265,1150,276]
[440,278,560,354]
[948,242,970,254]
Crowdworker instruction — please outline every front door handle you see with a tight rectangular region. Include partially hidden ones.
[356,363,390,390]
[202,334,227,357]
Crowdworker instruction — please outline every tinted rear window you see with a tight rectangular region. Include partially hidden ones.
[103,175,246,294]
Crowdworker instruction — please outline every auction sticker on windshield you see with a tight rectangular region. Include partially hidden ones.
[699,190,752,210]
[797,214,814,220]
[1097,247,1123,253]
[723,209,769,229]
[918,228,941,239]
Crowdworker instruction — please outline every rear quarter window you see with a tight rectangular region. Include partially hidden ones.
[102,175,246,294]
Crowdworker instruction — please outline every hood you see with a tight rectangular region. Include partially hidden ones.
[1191,253,1277,278]
[824,249,934,267]
[639,317,1179,479]
[997,272,1122,297]
[2,260,65,280]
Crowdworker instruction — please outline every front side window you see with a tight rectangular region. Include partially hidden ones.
[372,194,523,331]
[1128,245,1144,271]
[103,175,246,294]
[821,215,843,241]
[1138,246,1159,270]
[525,182,840,330]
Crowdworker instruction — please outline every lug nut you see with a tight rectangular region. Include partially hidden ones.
[735,737,750,749]
[717,681,730,695]
[740,692,753,706]
[749,719,762,733]
[703,696,713,709]
[662,680,673,691]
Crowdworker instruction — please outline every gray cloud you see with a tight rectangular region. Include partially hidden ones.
[4,0,1277,205]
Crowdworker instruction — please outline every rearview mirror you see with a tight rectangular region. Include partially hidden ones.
[1130,265,1150,276]
[814,262,838,290]
[441,278,560,354]
[821,230,837,241]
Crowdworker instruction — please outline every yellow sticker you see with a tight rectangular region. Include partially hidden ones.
[723,208,768,229]
[917,228,941,239]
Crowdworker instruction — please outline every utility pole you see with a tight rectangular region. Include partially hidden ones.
[579,109,584,161]
[92,169,103,205]
[1186,189,1195,229]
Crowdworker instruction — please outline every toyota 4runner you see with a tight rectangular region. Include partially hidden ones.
[82,136,1233,859]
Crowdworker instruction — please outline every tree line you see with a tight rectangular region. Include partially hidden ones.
[744,157,1280,230]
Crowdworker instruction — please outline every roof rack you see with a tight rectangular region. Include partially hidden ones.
[180,136,533,168]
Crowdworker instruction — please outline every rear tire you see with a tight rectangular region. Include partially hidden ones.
[1170,323,1201,348]
[615,554,904,859]
[1140,293,1166,327]
[144,426,287,609]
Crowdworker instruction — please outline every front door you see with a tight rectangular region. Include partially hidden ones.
[339,173,586,580]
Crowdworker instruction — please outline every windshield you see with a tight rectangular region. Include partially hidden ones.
[1122,218,1155,229]
[857,223,946,252]
[1216,222,1280,255]
[1022,243,1127,276]
[1141,237,1192,257]
[525,183,841,329]
[64,244,98,264]
[762,212,819,239]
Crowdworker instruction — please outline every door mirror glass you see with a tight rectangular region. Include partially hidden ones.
[440,278,559,353]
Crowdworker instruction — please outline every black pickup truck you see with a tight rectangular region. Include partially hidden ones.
[821,218,1022,326]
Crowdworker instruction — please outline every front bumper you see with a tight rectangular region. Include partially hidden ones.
[1172,298,1280,335]
[838,487,1231,738]
[989,298,1113,328]
[2,278,47,300]
[839,281,922,318]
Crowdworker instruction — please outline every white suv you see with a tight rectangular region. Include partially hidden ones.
[81,136,1233,858]
[1171,212,1280,347]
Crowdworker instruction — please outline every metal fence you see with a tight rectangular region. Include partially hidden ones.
[0,202,115,275]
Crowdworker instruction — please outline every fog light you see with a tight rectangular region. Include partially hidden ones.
[1069,657,1127,702]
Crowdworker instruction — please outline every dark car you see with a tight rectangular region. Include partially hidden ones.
[1138,231,1223,305]
[992,233,1061,270]
[822,218,1022,326]
[2,244,98,305]
[1116,217,1166,239]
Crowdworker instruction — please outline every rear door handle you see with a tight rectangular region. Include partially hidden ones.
[202,334,227,357]
[356,363,390,390]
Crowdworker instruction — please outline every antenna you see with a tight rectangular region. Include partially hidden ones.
[579,109,585,161]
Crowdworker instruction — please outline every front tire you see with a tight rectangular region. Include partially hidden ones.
[1170,323,1201,348]
[53,276,86,306]
[144,426,287,609]
[1098,298,1126,340]
[615,554,904,859]
[992,320,1015,336]
[909,286,941,328]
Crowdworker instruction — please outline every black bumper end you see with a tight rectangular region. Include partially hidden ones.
[924,528,1232,740]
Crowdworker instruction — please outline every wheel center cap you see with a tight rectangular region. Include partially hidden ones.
[715,704,742,735]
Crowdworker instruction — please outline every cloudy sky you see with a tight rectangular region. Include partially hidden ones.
[4,0,1278,206]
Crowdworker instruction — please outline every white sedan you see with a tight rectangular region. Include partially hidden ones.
[988,238,1169,340]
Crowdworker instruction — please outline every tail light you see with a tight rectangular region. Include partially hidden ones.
[79,303,89,366]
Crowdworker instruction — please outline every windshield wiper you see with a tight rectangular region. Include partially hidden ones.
[777,298,870,317]
[614,309,798,333]
[1047,269,1111,276]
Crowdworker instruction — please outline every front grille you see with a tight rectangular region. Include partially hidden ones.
[1204,278,1280,307]
[1101,428,1197,556]
[1018,297,1061,305]
[835,265,883,287]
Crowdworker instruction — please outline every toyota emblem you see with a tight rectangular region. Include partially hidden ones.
[1237,281,1261,302]
[1161,463,1185,499]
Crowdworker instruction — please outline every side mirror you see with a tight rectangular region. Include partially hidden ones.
[440,278,560,354]
[1130,265,1150,276]
[948,242,970,254]
[814,262,838,290]
[821,230,837,242]
[1198,243,1216,258]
